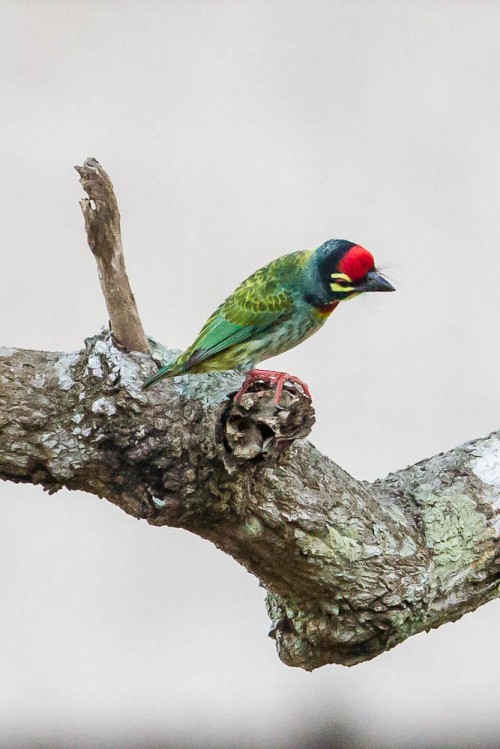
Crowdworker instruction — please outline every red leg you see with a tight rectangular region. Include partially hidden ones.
[234,369,312,404]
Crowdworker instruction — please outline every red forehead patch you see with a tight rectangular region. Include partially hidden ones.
[338,245,375,282]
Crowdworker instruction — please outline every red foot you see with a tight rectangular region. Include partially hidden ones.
[234,369,312,404]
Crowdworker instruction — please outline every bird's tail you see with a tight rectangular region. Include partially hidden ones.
[143,362,182,389]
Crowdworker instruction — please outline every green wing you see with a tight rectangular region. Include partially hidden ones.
[179,265,295,370]
[143,250,310,387]
[182,251,315,370]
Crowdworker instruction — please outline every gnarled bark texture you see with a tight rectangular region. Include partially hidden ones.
[0,159,498,671]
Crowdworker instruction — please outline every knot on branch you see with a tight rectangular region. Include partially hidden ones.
[266,592,395,670]
[221,385,315,467]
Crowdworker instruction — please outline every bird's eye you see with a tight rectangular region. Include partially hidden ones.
[336,279,351,288]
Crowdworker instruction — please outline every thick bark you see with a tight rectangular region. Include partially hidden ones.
[0,334,499,670]
[1,158,498,671]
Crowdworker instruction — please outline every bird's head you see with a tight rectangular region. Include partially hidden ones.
[313,239,395,302]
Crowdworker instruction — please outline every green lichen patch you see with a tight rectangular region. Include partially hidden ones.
[418,489,489,585]
[294,524,363,563]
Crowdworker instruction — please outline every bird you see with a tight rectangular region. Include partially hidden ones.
[143,238,395,402]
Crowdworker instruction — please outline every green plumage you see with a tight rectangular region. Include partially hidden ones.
[143,249,326,388]
[143,238,393,390]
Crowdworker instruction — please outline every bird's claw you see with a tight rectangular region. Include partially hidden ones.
[234,369,312,404]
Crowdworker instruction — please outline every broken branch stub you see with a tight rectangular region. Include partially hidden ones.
[75,157,149,354]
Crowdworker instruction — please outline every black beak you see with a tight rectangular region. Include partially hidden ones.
[361,270,395,293]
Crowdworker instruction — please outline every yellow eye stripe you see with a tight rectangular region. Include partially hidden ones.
[330,271,355,294]
[330,283,355,293]
[330,272,352,282]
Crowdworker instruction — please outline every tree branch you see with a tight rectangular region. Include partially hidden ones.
[1,334,498,669]
[75,157,149,353]
[1,159,499,671]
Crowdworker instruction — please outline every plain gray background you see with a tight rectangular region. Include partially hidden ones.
[1,1,499,746]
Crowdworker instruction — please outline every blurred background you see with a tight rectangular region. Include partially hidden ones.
[1,1,500,747]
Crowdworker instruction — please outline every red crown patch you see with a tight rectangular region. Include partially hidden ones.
[338,245,375,282]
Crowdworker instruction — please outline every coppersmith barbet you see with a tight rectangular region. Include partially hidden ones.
[143,239,394,401]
